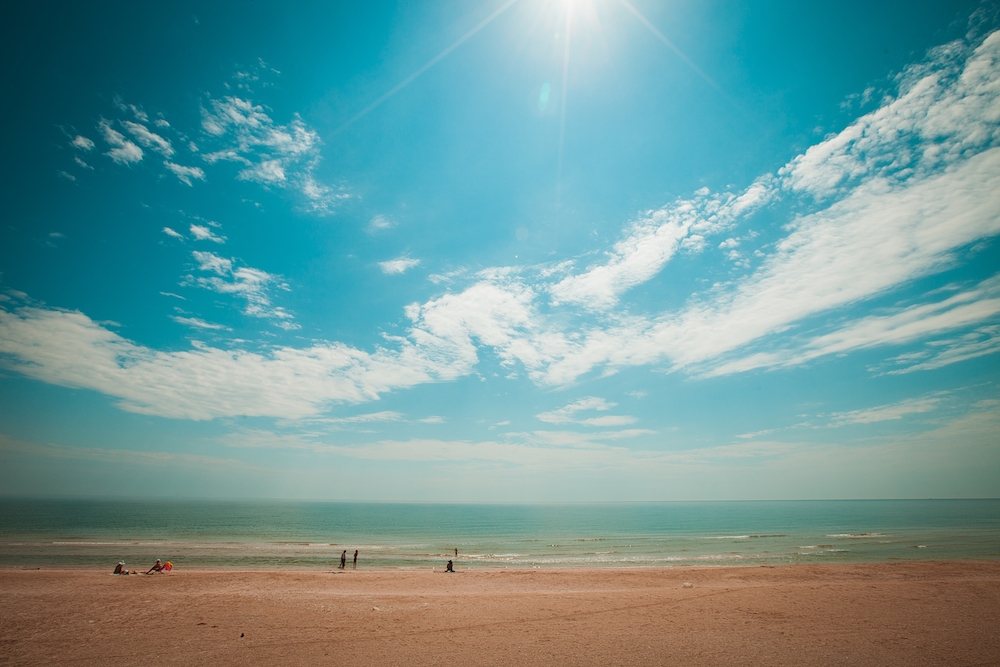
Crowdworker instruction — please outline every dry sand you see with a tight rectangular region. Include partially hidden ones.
[2,562,999,666]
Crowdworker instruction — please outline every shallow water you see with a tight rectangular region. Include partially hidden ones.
[1,499,997,569]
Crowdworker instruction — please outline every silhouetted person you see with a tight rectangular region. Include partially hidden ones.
[455,547,458,557]
[446,560,455,573]
[353,550,358,568]
[340,550,347,569]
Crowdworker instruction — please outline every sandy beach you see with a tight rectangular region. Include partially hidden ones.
[1,562,998,666]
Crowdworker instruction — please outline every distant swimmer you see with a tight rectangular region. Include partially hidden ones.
[340,550,347,569]
[446,560,455,573]
[455,547,458,557]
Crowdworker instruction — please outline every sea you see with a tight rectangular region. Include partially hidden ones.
[1,499,998,570]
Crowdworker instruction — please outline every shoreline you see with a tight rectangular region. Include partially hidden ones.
[7,557,1000,575]
[3,561,999,665]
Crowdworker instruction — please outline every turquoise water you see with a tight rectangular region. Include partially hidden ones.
[1,499,998,570]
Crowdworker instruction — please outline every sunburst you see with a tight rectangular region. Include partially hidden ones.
[332,0,723,201]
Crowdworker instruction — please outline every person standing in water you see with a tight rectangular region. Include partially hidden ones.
[353,550,358,568]
[455,547,458,557]
[340,550,347,569]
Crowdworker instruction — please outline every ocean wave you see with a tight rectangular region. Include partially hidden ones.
[701,534,788,540]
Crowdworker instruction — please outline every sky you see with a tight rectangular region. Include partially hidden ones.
[1,0,999,501]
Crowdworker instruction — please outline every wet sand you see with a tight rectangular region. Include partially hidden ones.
[1,562,998,666]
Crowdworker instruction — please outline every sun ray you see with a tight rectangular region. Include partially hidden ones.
[556,2,574,206]
[332,0,521,136]
[616,0,726,97]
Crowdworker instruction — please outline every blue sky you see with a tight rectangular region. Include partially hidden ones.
[1,0,999,500]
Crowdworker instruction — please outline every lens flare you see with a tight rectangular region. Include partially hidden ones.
[539,82,551,111]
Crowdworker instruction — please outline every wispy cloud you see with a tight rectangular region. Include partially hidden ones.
[122,120,173,157]
[14,29,1000,423]
[189,224,224,243]
[170,315,231,331]
[536,397,635,426]
[99,119,143,165]
[200,96,348,214]
[314,411,404,425]
[708,275,1000,376]
[379,256,421,275]
[162,227,184,240]
[71,135,94,151]
[165,162,206,186]
[0,304,468,420]
[550,179,773,309]
[390,30,1000,386]
[187,251,296,327]
[419,416,445,424]
[368,214,395,232]
[827,396,943,427]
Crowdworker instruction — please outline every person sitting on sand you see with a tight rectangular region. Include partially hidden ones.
[146,559,164,574]
[114,561,127,575]
[446,560,455,573]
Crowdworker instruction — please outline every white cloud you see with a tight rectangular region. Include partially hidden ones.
[300,176,350,215]
[99,119,143,165]
[579,415,637,427]
[707,274,1000,376]
[419,416,446,424]
[199,96,347,214]
[192,250,232,275]
[162,227,184,240]
[550,178,774,309]
[322,411,404,424]
[122,121,173,157]
[827,396,942,427]
[379,257,421,275]
[0,306,469,420]
[170,315,230,331]
[13,29,1000,422]
[189,224,224,243]
[165,162,206,186]
[535,397,635,427]
[881,324,1000,375]
[188,251,297,327]
[71,135,94,151]
[368,214,395,231]
[502,31,1000,384]
[536,397,615,424]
